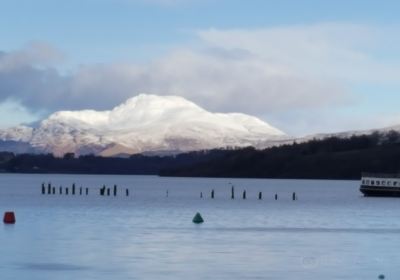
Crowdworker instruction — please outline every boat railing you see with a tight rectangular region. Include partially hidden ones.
[362,172,400,179]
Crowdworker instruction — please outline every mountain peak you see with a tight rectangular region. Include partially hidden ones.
[123,93,201,110]
[108,93,205,127]
[0,94,286,156]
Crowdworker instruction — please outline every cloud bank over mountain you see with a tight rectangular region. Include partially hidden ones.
[1,23,399,134]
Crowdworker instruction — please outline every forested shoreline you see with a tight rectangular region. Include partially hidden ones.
[1,131,400,179]
[161,131,400,179]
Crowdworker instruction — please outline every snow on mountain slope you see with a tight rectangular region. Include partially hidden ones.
[0,94,286,156]
[0,126,33,142]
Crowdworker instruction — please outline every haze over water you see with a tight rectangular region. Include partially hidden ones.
[0,174,399,279]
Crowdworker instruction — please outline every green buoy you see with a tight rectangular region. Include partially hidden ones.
[192,212,204,224]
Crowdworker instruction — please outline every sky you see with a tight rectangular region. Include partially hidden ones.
[1,0,400,136]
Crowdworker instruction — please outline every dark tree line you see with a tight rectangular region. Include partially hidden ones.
[160,131,400,179]
[0,149,229,175]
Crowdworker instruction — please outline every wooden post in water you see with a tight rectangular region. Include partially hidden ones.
[47,183,51,194]
[200,192,203,198]
[86,188,89,195]
[258,192,262,200]
[72,183,76,195]
[126,189,129,196]
[275,194,278,200]
[211,189,215,199]
[66,188,69,195]
[59,186,62,195]
[107,188,110,196]
[79,187,82,195]
[100,185,105,196]
[41,183,45,194]
[113,185,117,196]
[231,186,235,199]
[242,190,246,200]
[292,192,296,201]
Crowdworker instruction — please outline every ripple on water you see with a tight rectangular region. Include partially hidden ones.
[18,262,89,271]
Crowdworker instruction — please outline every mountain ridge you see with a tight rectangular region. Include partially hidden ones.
[0,94,286,156]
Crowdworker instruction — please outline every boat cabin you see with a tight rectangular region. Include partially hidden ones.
[360,173,400,197]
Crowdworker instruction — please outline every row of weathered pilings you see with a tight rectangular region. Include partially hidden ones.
[41,183,130,197]
[41,183,297,200]
[203,187,297,200]
[99,185,129,196]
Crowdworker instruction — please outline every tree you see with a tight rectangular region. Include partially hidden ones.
[63,153,75,160]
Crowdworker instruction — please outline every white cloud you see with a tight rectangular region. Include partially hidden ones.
[134,49,350,114]
[0,42,64,70]
[0,38,350,115]
[198,23,400,84]
[1,23,400,134]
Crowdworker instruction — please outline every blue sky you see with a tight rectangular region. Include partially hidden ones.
[1,0,400,135]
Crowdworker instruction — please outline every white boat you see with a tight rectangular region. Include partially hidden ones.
[360,173,400,197]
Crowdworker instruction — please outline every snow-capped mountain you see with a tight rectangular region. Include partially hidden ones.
[0,94,286,156]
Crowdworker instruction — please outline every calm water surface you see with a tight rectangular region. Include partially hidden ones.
[0,174,399,279]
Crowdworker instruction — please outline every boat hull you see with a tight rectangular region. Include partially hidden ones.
[360,185,400,197]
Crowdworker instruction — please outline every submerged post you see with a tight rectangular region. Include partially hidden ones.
[52,187,55,195]
[66,188,69,195]
[107,188,110,196]
[275,194,278,200]
[86,188,89,195]
[200,192,203,199]
[211,189,215,199]
[41,183,45,194]
[243,190,246,199]
[126,189,129,196]
[166,190,169,197]
[72,183,76,195]
[258,192,262,200]
[79,187,82,195]
[59,186,62,195]
[231,186,235,199]
[113,185,117,196]
[47,183,51,194]
[292,192,296,201]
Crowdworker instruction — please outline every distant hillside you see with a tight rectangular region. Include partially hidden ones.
[160,131,400,179]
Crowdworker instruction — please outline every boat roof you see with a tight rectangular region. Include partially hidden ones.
[362,172,400,179]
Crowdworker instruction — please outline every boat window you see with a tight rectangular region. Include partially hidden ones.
[371,181,375,185]
[366,180,370,185]
[387,181,391,186]
[381,181,385,186]
[376,181,380,186]
[362,180,365,184]
[394,181,398,186]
